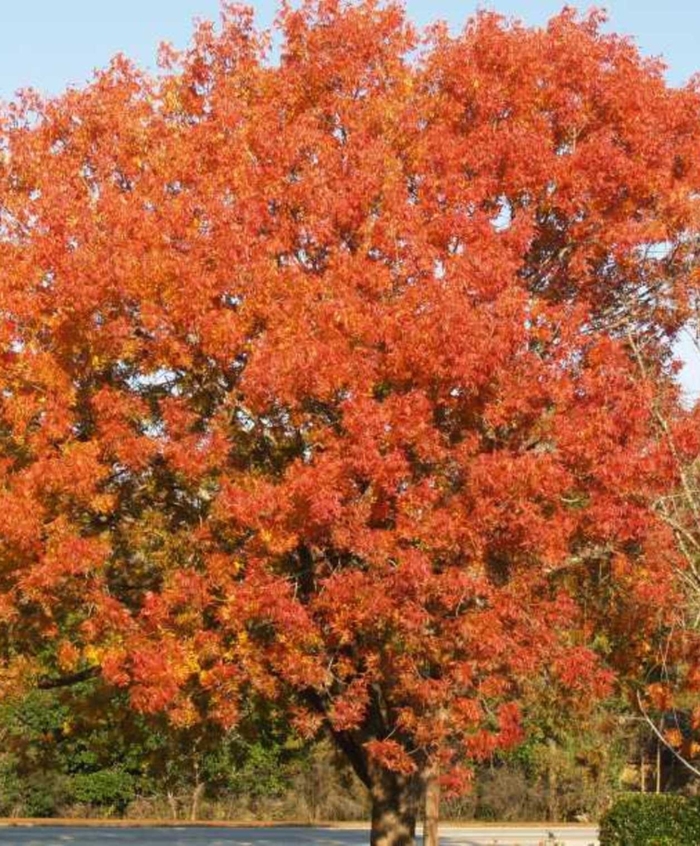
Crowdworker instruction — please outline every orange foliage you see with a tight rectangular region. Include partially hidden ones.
[0,0,698,790]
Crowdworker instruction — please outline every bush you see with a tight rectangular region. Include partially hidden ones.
[599,793,700,845]
[71,769,135,814]
[21,772,73,817]
[0,756,22,816]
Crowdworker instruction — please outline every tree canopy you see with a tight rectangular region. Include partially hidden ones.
[1,2,699,843]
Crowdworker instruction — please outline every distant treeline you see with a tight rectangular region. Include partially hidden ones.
[0,680,693,821]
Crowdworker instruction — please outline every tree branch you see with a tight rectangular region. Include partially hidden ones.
[636,691,700,780]
[37,666,100,690]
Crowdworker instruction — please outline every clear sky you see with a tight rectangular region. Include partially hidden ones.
[1,0,698,393]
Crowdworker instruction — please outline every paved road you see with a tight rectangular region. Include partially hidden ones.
[0,825,599,846]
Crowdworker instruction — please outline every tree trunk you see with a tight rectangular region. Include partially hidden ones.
[369,765,422,846]
[423,762,440,846]
[166,789,178,820]
[547,738,559,822]
[316,696,424,846]
[656,715,664,794]
[190,781,205,821]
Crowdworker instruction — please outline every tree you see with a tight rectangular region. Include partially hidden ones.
[0,2,699,843]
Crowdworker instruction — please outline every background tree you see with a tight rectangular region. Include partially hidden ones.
[0,2,699,844]
[0,677,323,820]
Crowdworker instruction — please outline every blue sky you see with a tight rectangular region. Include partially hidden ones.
[2,0,698,95]
[1,0,698,392]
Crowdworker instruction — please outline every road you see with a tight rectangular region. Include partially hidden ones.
[0,825,599,846]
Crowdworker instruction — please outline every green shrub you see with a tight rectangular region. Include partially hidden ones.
[71,769,135,813]
[0,756,22,816]
[22,772,73,817]
[599,793,700,846]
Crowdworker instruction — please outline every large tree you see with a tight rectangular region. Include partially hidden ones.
[1,2,699,843]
